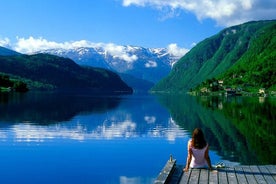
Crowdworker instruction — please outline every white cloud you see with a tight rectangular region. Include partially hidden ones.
[13,36,138,63]
[102,43,138,63]
[122,0,276,26]
[0,37,11,47]
[145,60,157,68]
[14,37,104,53]
[167,43,189,58]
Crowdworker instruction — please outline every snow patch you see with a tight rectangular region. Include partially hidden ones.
[145,60,157,68]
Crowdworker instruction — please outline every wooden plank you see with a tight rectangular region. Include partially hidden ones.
[155,160,276,184]
[188,169,200,184]
[235,166,248,184]
[258,165,276,184]
[209,170,218,184]
[178,170,191,184]
[227,167,238,184]
[242,165,258,184]
[265,165,276,181]
[154,159,176,184]
[198,169,209,184]
[218,168,228,184]
[250,165,267,184]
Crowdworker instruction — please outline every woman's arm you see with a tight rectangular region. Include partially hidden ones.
[184,140,192,172]
[204,144,212,170]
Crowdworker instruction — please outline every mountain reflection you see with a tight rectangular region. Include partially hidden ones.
[0,92,121,124]
[157,94,276,164]
[3,92,274,164]
[0,92,186,142]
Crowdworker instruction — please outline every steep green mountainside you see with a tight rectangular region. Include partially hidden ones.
[0,53,132,94]
[220,22,276,90]
[152,20,276,93]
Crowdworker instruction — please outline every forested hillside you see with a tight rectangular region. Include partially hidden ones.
[0,53,133,94]
[152,20,276,93]
[219,22,276,90]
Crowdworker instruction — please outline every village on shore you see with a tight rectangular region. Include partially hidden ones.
[189,79,276,97]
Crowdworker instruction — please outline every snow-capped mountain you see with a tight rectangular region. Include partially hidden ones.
[37,45,179,84]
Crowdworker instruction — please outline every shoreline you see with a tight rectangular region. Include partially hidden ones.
[187,90,276,97]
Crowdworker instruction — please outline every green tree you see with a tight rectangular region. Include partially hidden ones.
[14,81,29,92]
[0,74,13,87]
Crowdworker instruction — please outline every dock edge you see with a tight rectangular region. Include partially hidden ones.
[154,155,177,184]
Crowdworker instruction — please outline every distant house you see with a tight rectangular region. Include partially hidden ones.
[200,87,209,93]
[259,88,266,96]
[218,80,224,87]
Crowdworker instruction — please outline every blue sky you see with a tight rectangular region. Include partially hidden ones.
[0,0,275,54]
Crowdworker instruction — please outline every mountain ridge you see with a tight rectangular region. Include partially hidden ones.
[36,45,180,84]
[152,20,276,93]
[0,53,133,94]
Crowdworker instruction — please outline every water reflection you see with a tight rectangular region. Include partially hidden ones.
[1,92,275,166]
[0,92,122,124]
[120,176,153,184]
[0,92,186,142]
[157,94,276,164]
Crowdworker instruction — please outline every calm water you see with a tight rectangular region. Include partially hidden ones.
[0,92,275,184]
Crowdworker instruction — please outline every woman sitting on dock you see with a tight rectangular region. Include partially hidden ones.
[184,128,212,172]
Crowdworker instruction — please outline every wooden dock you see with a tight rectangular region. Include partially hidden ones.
[155,158,276,184]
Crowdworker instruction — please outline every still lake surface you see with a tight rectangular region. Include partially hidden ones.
[0,92,275,184]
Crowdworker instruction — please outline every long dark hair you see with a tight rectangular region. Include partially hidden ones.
[191,128,207,149]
